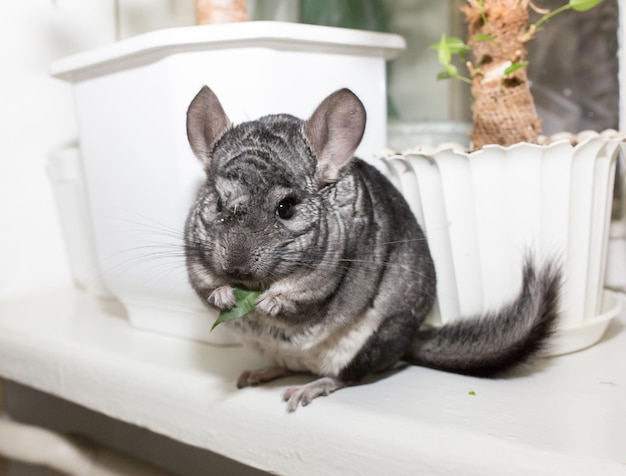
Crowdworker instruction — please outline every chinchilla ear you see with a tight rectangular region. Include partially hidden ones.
[186,86,232,166]
[303,88,366,184]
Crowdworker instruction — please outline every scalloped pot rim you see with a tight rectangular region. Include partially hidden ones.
[483,130,626,151]
[389,129,626,158]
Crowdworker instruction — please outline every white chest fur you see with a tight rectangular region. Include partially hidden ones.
[229,307,384,378]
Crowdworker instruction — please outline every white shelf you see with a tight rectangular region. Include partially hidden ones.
[0,287,625,475]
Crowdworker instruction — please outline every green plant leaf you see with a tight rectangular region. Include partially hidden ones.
[569,0,604,12]
[436,64,472,84]
[429,34,470,59]
[430,35,470,65]
[436,64,459,80]
[445,37,470,56]
[445,63,459,76]
[437,34,451,66]
[210,288,262,331]
[474,33,494,43]
[430,35,472,83]
[503,61,528,76]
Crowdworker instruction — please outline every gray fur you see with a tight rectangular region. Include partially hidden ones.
[184,86,561,412]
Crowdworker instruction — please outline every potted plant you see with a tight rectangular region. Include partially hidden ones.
[382,0,624,355]
[433,0,607,148]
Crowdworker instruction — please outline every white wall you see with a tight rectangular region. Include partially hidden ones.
[0,1,114,298]
[0,0,196,299]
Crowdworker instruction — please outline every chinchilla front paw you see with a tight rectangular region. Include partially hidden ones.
[207,285,236,310]
[255,291,296,316]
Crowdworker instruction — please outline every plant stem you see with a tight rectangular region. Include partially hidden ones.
[534,4,571,29]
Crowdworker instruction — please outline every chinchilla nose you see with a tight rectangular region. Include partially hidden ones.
[226,263,253,281]
[223,246,255,280]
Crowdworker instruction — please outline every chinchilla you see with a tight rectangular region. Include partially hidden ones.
[184,85,560,412]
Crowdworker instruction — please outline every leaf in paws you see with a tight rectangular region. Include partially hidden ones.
[210,288,262,331]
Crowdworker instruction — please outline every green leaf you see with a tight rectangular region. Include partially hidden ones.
[445,37,470,56]
[436,64,459,79]
[569,0,604,12]
[503,61,528,76]
[430,35,470,65]
[468,390,477,396]
[474,33,494,43]
[445,63,459,76]
[210,288,262,332]
[437,34,451,67]
[429,36,465,53]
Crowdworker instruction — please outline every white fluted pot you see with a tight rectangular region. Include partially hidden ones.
[382,131,625,355]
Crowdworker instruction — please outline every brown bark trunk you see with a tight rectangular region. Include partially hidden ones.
[462,0,541,149]
[195,0,248,25]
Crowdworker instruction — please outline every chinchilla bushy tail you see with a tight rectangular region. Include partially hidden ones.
[405,260,561,377]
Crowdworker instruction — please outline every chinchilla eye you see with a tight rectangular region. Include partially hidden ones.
[275,199,295,220]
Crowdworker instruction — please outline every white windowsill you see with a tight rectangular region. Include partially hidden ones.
[0,286,624,475]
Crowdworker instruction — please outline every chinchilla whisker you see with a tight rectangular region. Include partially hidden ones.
[99,251,191,290]
[371,237,430,247]
[112,210,185,232]
[275,253,436,279]
[318,237,431,252]
[93,224,190,272]
[116,247,188,263]
[107,214,188,245]
[274,247,434,267]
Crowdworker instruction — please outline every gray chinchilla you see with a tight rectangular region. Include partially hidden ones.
[184,86,560,412]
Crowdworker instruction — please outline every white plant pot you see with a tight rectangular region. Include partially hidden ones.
[381,131,625,355]
[51,22,404,344]
[47,146,113,299]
